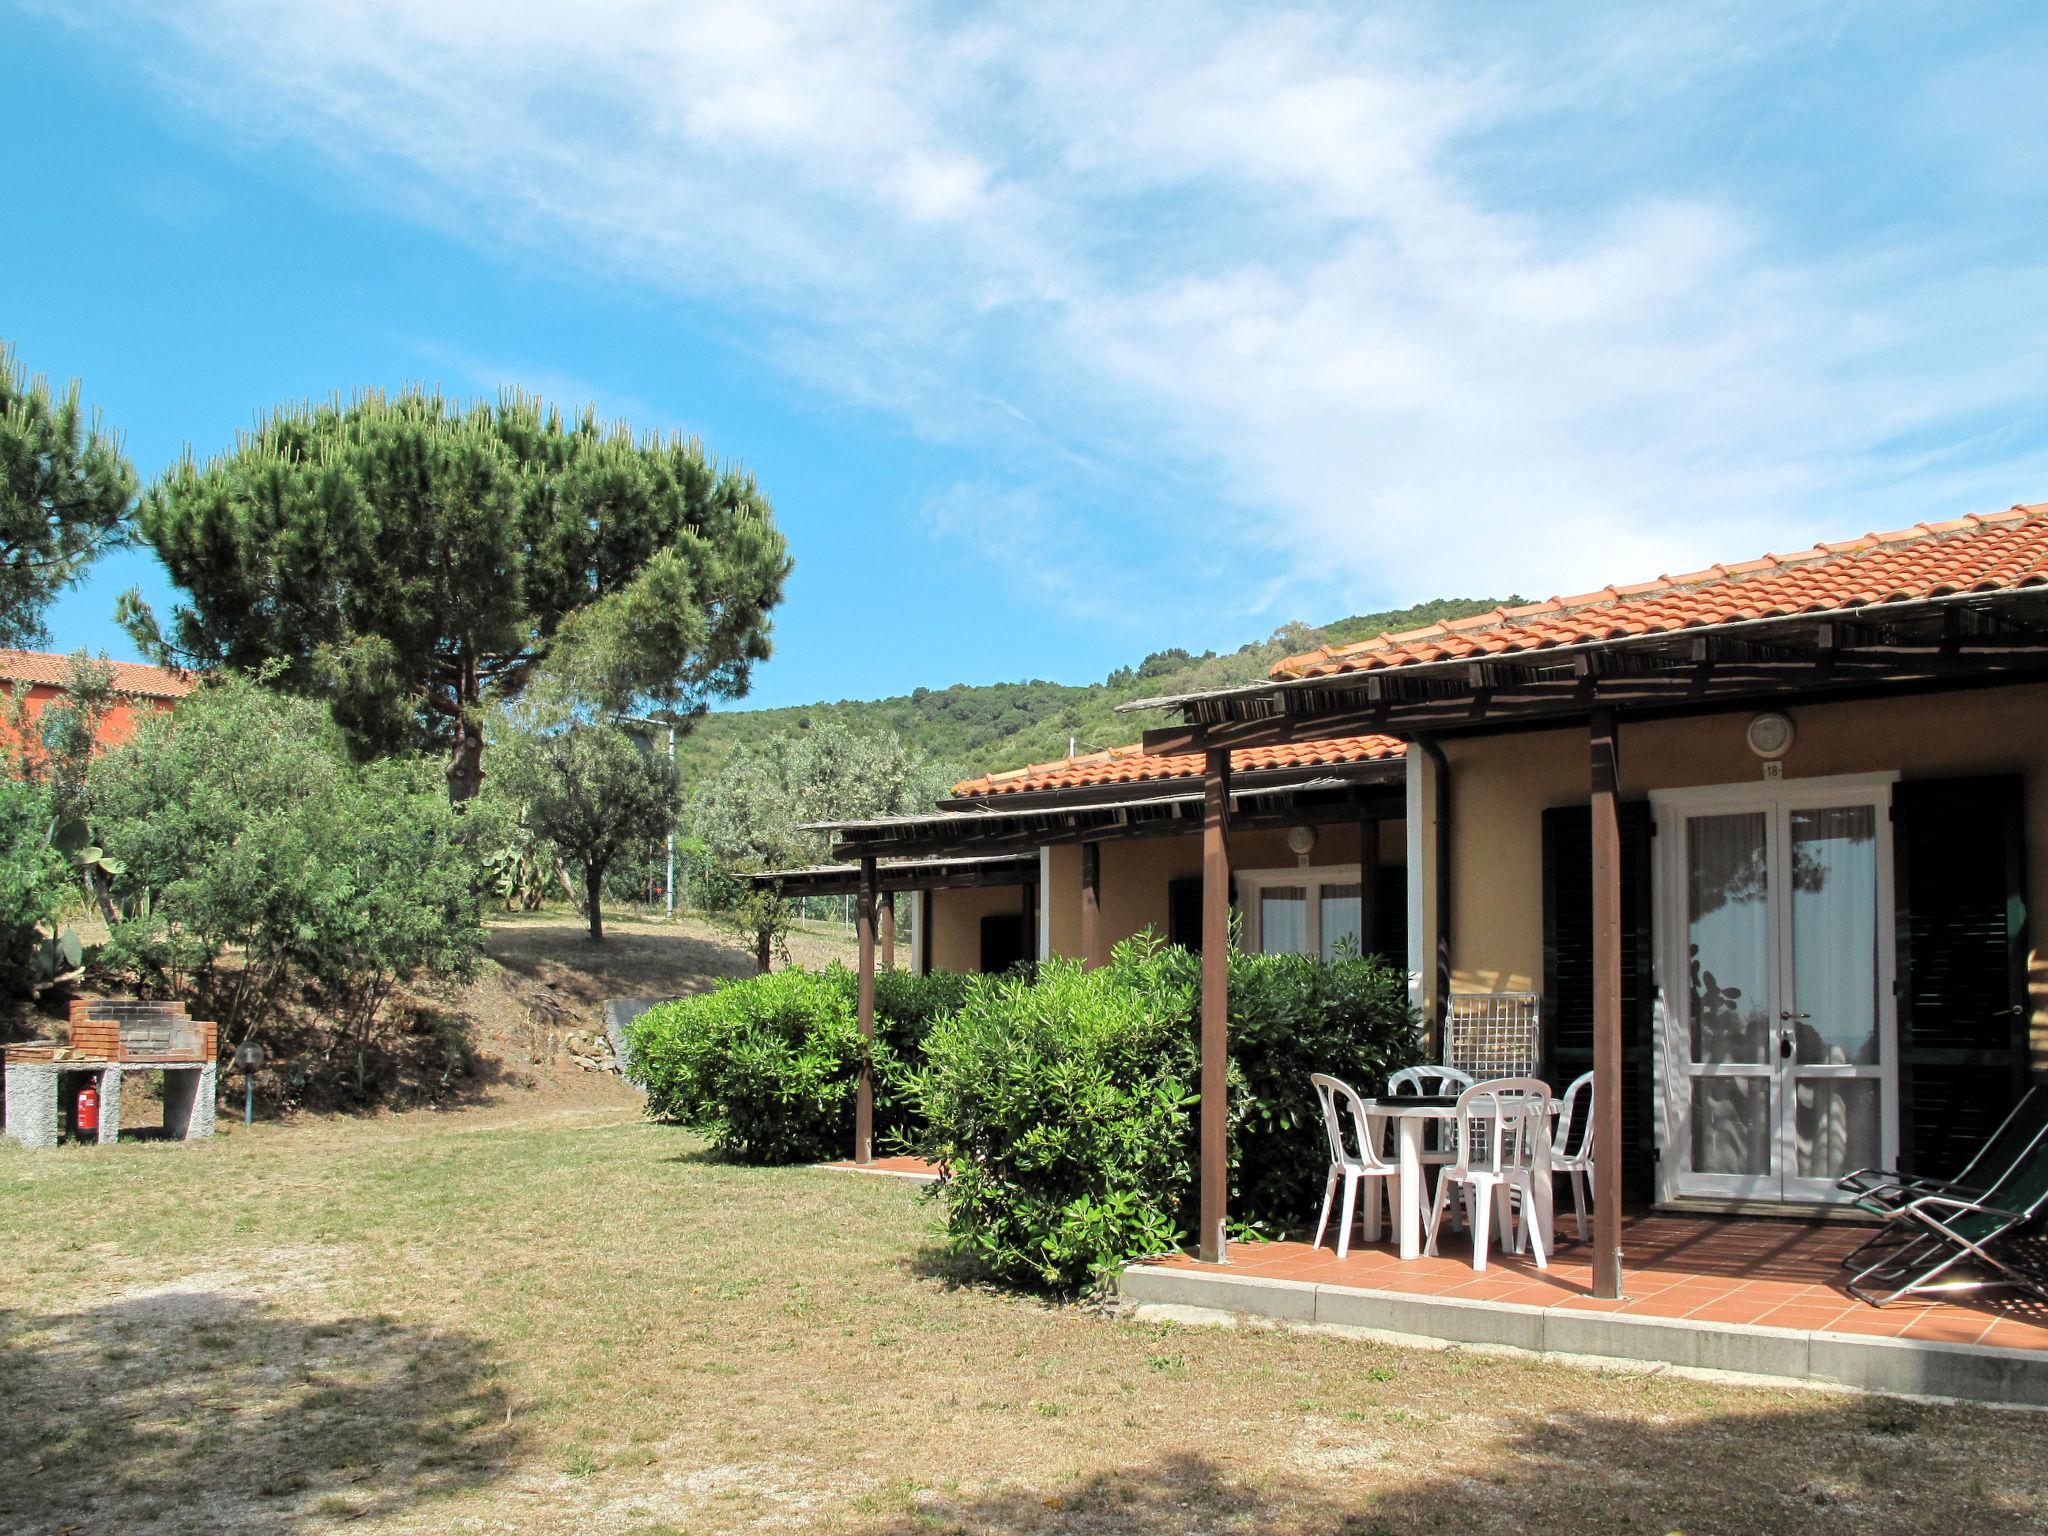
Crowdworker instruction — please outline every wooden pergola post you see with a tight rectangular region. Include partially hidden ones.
[1080,840,1104,969]
[880,893,895,971]
[855,855,877,1166]
[1589,707,1625,1299]
[1199,748,1232,1263]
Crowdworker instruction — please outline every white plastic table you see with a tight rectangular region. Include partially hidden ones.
[1360,1098,1556,1261]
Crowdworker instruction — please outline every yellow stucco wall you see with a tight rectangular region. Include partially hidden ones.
[926,882,1033,974]
[1441,681,2048,1062]
[1055,820,1403,958]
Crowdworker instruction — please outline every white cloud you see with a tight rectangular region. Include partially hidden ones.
[45,0,2048,625]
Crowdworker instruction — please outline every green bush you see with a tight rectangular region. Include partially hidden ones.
[911,941,1201,1290]
[630,968,861,1163]
[913,936,1422,1291]
[0,778,71,996]
[1224,947,1424,1228]
[627,964,972,1163]
[86,674,484,1100]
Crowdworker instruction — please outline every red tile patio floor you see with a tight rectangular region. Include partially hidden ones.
[1148,1215,2048,1353]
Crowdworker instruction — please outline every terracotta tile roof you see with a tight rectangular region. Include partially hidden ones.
[0,649,196,700]
[952,733,1405,799]
[1274,502,2048,681]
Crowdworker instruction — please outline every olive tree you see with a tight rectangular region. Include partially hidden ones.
[494,713,681,943]
[689,723,953,969]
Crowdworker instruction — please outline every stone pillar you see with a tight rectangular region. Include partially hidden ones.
[163,1064,217,1140]
[95,1065,124,1144]
[4,1062,59,1149]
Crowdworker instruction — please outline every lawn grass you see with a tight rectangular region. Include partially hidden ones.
[3,1104,2044,1534]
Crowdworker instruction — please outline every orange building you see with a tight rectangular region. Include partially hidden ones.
[0,649,195,756]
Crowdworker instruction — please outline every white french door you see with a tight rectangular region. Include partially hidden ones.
[1654,776,1898,1204]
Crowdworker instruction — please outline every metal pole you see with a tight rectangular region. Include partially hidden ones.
[245,1073,254,1127]
[665,723,676,922]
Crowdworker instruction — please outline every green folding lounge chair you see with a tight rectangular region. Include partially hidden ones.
[1837,1085,2047,1270]
[1846,1120,2048,1308]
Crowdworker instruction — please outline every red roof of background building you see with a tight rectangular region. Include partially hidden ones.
[952,733,1405,799]
[1274,502,2048,681]
[0,650,196,700]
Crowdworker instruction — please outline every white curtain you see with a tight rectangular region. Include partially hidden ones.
[1259,887,1309,955]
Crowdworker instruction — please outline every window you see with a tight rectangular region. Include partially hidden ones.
[1259,886,1309,953]
[1319,882,1363,960]
[1236,867,1372,958]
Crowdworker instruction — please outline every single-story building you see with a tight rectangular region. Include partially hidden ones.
[756,735,1411,975]
[0,649,192,758]
[1132,499,2047,1290]
[776,500,2047,1300]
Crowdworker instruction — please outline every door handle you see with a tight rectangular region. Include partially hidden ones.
[1778,1011,1810,1022]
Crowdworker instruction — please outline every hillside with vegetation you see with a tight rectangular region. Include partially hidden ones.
[674,596,1513,786]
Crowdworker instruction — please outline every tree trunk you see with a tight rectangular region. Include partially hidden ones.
[585,858,606,944]
[445,648,485,803]
[755,928,771,975]
[446,712,485,802]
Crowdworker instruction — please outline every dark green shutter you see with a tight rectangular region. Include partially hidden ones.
[1542,801,1657,1204]
[1373,862,1408,967]
[1168,877,1203,951]
[1893,775,2031,1177]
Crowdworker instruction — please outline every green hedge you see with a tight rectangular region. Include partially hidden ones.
[626,965,969,1163]
[911,943,1201,1289]
[629,938,1422,1288]
[913,937,1422,1290]
[1224,947,1423,1229]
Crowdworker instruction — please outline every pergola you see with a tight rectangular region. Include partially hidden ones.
[1121,584,2048,1294]
[782,758,1405,1168]
[742,852,1039,1161]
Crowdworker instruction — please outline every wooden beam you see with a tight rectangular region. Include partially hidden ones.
[855,855,877,1166]
[1588,708,1624,1300]
[1199,748,1232,1263]
[1136,641,2048,757]
[880,894,895,971]
[1080,840,1104,970]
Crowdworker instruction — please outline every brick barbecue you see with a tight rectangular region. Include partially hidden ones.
[4,1000,219,1148]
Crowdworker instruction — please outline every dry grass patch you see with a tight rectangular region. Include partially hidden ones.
[2,1102,2043,1534]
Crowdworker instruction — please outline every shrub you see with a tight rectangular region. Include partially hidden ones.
[630,968,862,1163]
[913,936,1422,1290]
[86,674,484,1100]
[0,778,71,996]
[912,941,1200,1290]
[1224,947,1424,1229]
[627,964,971,1162]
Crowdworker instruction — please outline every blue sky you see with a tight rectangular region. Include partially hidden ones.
[6,2,2046,712]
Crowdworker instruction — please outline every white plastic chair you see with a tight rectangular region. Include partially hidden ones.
[1387,1065,1475,1099]
[1310,1073,1397,1260]
[1387,1066,1475,1209]
[1425,1077,1553,1272]
[1548,1070,1596,1243]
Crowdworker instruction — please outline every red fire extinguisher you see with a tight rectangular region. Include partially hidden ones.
[76,1083,100,1140]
